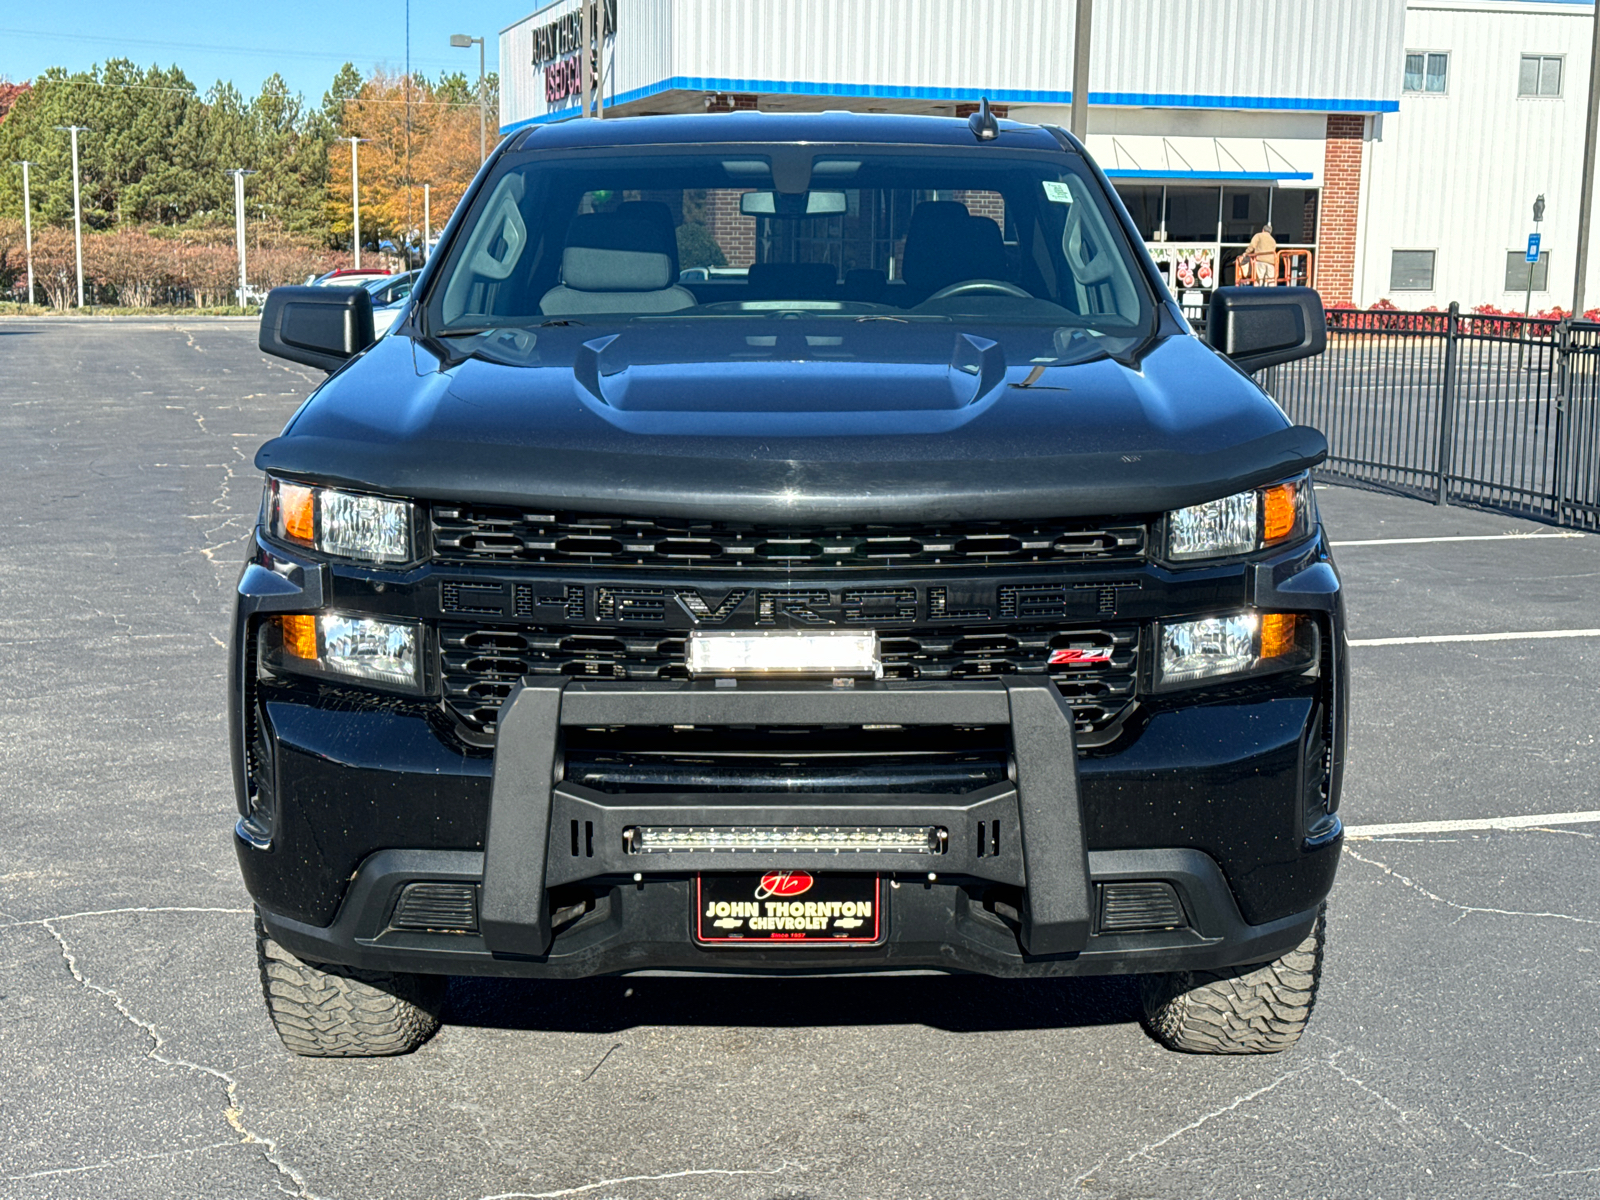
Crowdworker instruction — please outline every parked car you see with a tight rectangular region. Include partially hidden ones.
[365,271,419,337]
[307,268,392,287]
[245,108,1339,1059]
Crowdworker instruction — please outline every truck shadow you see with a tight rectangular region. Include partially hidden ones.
[443,973,1140,1034]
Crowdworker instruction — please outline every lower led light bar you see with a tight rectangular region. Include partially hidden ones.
[625,825,945,854]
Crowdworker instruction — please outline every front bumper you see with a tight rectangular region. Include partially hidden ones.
[233,533,1346,980]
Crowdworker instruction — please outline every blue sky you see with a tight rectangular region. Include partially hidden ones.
[1,1,531,101]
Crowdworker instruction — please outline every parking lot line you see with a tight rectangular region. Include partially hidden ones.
[1348,628,1600,646]
[1330,533,1585,546]
[1344,811,1600,837]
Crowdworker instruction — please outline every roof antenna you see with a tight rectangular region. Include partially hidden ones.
[968,96,1000,142]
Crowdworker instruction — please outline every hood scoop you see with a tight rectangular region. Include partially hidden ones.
[573,330,1007,413]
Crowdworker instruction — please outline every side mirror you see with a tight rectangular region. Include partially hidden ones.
[1205,286,1326,373]
[258,286,376,373]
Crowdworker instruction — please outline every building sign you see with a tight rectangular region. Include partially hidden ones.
[546,56,581,103]
[529,0,616,67]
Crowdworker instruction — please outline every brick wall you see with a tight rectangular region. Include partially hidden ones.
[704,189,756,267]
[1318,114,1364,305]
[954,189,1006,229]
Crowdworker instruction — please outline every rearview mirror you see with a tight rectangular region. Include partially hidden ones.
[1205,286,1326,373]
[740,190,848,217]
[259,286,376,373]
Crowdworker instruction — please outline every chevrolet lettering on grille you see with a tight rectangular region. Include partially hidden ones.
[438,579,1144,626]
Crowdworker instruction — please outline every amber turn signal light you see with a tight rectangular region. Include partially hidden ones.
[277,482,315,544]
[1259,613,1299,660]
[277,614,318,660]
[1261,483,1298,543]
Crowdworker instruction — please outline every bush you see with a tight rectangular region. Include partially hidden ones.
[86,229,172,307]
[676,222,727,270]
[31,227,80,310]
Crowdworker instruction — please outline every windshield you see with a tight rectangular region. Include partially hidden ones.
[426,145,1153,341]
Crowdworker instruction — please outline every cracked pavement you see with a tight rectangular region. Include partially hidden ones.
[1,319,1597,1199]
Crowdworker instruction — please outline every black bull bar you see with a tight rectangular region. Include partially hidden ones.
[481,677,1093,958]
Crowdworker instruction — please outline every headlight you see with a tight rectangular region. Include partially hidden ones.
[1155,611,1318,690]
[263,613,423,693]
[265,478,415,564]
[1165,474,1314,562]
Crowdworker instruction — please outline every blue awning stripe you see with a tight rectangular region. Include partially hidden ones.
[501,77,1396,133]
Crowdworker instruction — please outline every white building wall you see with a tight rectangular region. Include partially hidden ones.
[1092,0,1406,108]
[500,0,1405,130]
[1359,0,1600,311]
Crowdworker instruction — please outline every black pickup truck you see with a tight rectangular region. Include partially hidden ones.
[237,108,1343,1057]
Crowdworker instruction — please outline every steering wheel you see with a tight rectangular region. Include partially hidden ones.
[925,279,1033,300]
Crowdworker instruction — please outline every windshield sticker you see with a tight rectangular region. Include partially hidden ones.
[1043,180,1075,204]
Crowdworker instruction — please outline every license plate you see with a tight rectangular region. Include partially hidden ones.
[696,872,882,945]
[686,630,880,677]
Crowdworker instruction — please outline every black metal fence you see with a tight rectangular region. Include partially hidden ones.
[1254,303,1600,532]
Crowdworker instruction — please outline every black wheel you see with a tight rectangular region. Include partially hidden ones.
[1139,906,1325,1054]
[255,914,444,1057]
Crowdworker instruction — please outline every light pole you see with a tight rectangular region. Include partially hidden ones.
[450,34,487,163]
[1573,5,1600,317]
[342,136,370,268]
[12,160,34,305]
[1070,0,1093,141]
[423,182,431,261]
[55,125,89,306]
[227,168,257,306]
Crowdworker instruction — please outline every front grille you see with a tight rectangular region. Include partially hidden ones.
[439,622,1138,741]
[432,508,1145,571]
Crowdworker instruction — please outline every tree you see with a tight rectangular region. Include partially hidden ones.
[328,70,485,263]
[0,62,332,236]
[0,81,30,124]
[322,63,364,135]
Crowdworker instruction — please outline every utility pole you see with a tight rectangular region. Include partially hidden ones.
[1574,5,1600,318]
[227,168,257,306]
[451,34,487,162]
[343,136,370,268]
[1070,0,1093,141]
[56,125,89,306]
[423,183,431,261]
[12,160,34,305]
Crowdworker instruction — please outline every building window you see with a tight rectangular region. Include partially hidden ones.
[1519,55,1563,97]
[1505,251,1551,291]
[1391,250,1436,291]
[1404,52,1449,94]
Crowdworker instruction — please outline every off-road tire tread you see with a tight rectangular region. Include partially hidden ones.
[1138,906,1325,1055]
[255,915,443,1057]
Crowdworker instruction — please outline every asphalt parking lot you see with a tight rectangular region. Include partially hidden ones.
[2,318,1597,1200]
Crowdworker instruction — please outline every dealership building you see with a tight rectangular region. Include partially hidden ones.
[499,0,1600,312]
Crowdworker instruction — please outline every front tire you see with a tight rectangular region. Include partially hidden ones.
[1139,906,1325,1054]
[255,915,444,1057]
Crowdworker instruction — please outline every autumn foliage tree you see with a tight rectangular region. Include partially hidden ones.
[327,71,486,262]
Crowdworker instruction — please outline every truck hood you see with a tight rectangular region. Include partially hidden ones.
[256,324,1325,522]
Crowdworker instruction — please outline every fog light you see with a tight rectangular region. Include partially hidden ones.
[268,613,422,693]
[1156,611,1314,689]
[1159,613,1257,685]
[319,615,418,687]
[626,826,943,854]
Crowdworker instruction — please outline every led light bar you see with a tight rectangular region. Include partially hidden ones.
[687,631,881,677]
[626,825,945,854]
